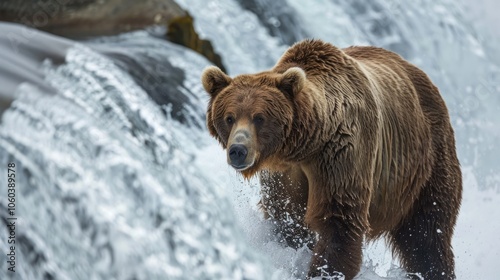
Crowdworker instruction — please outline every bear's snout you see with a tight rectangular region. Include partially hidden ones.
[228,144,248,169]
[227,127,257,171]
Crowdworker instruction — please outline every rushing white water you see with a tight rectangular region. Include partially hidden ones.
[0,30,269,279]
[1,0,499,279]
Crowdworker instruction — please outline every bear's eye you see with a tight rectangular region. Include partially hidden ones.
[226,116,235,125]
[253,115,265,126]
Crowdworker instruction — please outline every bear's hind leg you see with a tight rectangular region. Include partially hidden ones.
[388,162,462,279]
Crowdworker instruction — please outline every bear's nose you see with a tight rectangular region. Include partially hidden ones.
[228,144,248,167]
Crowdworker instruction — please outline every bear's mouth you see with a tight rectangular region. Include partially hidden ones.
[231,159,255,172]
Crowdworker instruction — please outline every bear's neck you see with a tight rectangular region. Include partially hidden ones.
[281,82,337,162]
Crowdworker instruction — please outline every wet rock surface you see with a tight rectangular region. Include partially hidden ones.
[0,0,226,70]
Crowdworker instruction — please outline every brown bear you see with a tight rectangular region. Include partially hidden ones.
[202,39,462,280]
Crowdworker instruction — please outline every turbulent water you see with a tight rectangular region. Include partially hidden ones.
[1,0,499,279]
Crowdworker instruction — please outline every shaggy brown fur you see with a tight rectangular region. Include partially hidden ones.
[202,39,462,280]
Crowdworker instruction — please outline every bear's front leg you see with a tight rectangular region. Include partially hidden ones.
[303,163,369,279]
[302,141,373,279]
[306,213,364,280]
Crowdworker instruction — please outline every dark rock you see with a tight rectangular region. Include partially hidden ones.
[0,0,186,38]
[0,0,226,71]
[166,13,226,72]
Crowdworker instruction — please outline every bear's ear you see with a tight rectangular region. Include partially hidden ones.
[277,67,306,99]
[201,66,232,97]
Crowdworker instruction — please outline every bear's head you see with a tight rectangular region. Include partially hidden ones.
[202,66,306,178]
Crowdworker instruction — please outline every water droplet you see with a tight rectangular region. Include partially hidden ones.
[268,17,281,27]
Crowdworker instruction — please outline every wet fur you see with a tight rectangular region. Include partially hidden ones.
[203,39,462,280]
